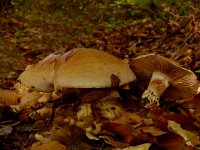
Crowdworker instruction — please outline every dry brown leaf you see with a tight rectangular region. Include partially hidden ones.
[168,120,200,147]
[157,132,185,150]
[177,93,200,110]
[19,108,34,121]
[31,106,52,120]
[113,143,152,150]
[101,122,133,143]
[20,91,42,107]
[114,111,143,125]
[81,89,111,103]
[92,93,124,120]
[139,126,166,137]
[0,89,19,106]
[101,122,156,145]
[77,103,93,121]
[14,82,31,97]
[148,108,195,130]
[102,122,133,137]
[51,123,84,147]
[31,140,68,150]
[99,135,130,148]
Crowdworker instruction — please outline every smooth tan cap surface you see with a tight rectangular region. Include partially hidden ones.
[54,48,136,91]
[18,54,60,92]
[131,54,198,100]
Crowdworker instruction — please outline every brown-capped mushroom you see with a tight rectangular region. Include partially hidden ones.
[18,53,61,93]
[131,54,198,108]
[54,48,136,92]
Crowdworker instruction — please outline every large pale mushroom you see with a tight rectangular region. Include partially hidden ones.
[131,54,198,108]
[54,48,136,92]
[17,48,136,101]
[18,53,61,93]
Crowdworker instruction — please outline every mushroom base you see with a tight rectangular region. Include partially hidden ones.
[141,71,170,108]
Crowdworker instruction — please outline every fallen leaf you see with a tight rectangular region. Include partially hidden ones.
[148,108,195,130]
[0,126,13,136]
[81,89,111,103]
[101,122,133,143]
[157,132,185,150]
[51,123,84,146]
[177,93,200,110]
[101,122,156,145]
[0,89,19,106]
[139,126,166,137]
[77,103,93,121]
[99,135,129,148]
[31,106,52,120]
[20,91,42,107]
[113,143,152,150]
[93,97,124,120]
[31,140,68,150]
[168,120,200,147]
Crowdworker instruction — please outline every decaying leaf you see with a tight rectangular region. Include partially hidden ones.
[94,99,124,120]
[14,82,30,97]
[81,89,112,103]
[156,132,186,150]
[31,105,52,120]
[177,93,200,110]
[114,111,143,125]
[0,126,13,136]
[101,121,157,146]
[99,135,130,148]
[20,91,43,107]
[77,103,93,121]
[0,89,19,106]
[51,123,85,147]
[148,108,195,130]
[138,126,166,137]
[113,143,152,150]
[101,122,133,143]
[38,93,52,103]
[34,133,51,143]
[31,140,68,150]
[75,103,94,129]
[168,120,200,147]
[91,90,123,120]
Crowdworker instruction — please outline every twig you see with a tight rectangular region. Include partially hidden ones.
[171,23,200,60]
[155,20,192,50]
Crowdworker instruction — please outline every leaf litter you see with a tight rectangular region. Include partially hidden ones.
[0,1,200,150]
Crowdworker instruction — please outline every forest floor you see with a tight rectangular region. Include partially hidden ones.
[0,1,200,150]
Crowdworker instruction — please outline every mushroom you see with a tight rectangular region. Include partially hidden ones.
[18,48,136,93]
[131,54,198,108]
[18,53,61,93]
[54,48,136,92]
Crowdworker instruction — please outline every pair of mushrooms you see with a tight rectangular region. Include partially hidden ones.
[18,48,198,108]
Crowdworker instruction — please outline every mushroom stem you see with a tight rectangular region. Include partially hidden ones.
[142,71,170,107]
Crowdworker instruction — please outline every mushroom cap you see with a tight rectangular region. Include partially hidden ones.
[54,48,136,91]
[18,53,61,92]
[131,54,198,100]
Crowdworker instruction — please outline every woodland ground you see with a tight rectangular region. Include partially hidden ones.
[0,0,200,150]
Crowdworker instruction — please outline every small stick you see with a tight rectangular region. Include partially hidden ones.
[171,24,200,60]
